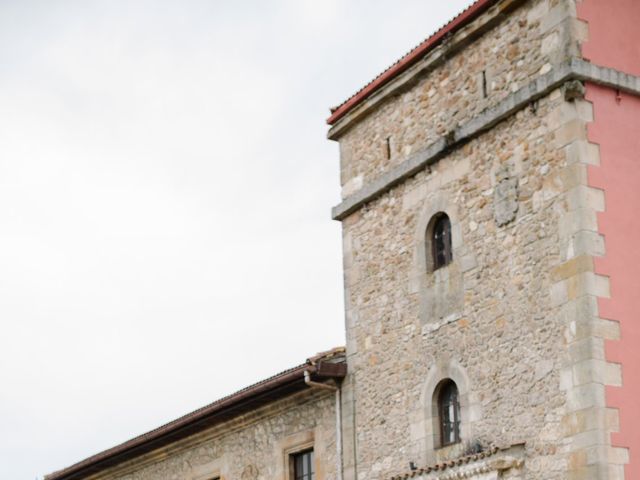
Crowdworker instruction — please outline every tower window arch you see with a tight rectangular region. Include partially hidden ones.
[430,213,452,270]
[437,379,460,447]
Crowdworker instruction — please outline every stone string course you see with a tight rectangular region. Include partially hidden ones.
[332,0,576,198]
[331,59,640,220]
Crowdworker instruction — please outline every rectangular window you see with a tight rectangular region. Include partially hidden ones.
[292,449,314,480]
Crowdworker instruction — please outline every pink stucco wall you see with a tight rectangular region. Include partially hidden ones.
[578,0,640,77]
[578,1,640,478]
[587,84,640,479]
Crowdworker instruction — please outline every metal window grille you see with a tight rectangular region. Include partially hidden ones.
[432,214,452,270]
[438,381,460,446]
[293,449,315,480]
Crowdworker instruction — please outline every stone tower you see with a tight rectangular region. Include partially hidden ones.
[328,0,640,479]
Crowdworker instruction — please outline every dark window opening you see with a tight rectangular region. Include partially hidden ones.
[482,70,488,98]
[385,136,392,160]
[432,214,452,270]
[438,380,460,447]
[293,449,314,480]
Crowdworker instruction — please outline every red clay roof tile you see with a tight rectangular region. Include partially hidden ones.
[327,0,500,126]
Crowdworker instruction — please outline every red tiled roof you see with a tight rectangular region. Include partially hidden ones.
[46,347,346,480]
[390,446,500,479]
[327,0,500,125]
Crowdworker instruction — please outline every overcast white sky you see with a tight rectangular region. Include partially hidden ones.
[0,1,475,478]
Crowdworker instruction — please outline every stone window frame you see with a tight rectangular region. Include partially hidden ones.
[412,193,466,329]
[278,430,319,480]
[436,379,461,447]
[421,359,481,454]
[291,448,315,480]
[414,194,462,277]
[430,212,453,271]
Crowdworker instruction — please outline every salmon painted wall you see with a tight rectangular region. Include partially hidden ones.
[578,1,640,477]
[578,0,640,77]
[586,84,640,479]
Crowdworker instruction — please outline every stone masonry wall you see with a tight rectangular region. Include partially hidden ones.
[335,0,583,199]
[340,87,588,480]
[332,0,620,477]
[575,2,640,477]
[85,389,337,480]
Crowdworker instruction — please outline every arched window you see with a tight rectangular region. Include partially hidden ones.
[431,214,452,270]
[438,380,460,446]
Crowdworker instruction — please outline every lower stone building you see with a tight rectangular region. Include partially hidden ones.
[46,349,346,480]
[47,0,640,479]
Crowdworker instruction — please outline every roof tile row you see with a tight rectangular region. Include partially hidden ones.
[327,0,500,125]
